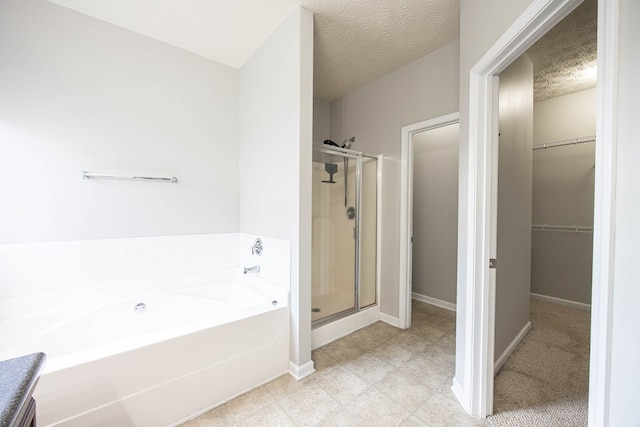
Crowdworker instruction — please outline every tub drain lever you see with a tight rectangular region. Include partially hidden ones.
[243,265,261,274]
[134,302,147,313]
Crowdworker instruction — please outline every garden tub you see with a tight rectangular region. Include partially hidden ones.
[0,269,289,426]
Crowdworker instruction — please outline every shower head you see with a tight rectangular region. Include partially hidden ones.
[342,137,355,149]
[322,163,338,184]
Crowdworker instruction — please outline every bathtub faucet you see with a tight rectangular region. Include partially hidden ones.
[243,265,261,274]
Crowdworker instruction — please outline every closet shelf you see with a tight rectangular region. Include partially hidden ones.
[532,224,593,233]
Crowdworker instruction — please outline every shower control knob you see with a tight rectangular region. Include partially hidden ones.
[252,238,263,256]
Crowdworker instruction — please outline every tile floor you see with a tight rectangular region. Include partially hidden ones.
[181,300,488,426]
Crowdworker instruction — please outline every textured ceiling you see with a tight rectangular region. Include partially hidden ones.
[45,0,591,103]
[527,0,597,102]
[310,0,460,101]
[46,0,460,102]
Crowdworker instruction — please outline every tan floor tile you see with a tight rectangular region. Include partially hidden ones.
[316,409,361,427]
[186,385,273,426]
[399,415,430,426]
[436,333,456,350]
[414,393,484,427]
[426,313,456,333]
[237,402,296,427]
[412,301,443,315]
[369,342,414,367]
[279,383,340,426]
[400,356,452,387]
[344,388,411,426]
[375,369,437,411]
[344,352,396,384]
[311,348,341,374]
[314,366,369,404]
[364,321,403,340]
[264,372,316,400]
[390,331,431,354]
[421,342,455,371]
[412,310,432,323]
[410,321,447,342]
[343,328,387,351]
[319,336,366,363]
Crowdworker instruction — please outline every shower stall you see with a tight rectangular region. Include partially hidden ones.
[312,144,378,327]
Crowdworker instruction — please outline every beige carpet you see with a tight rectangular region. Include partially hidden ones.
[488,299,591,427]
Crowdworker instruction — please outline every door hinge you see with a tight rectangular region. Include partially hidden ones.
[489,258,497,269]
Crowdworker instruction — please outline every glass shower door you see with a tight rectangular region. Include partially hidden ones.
[312,150,359,323]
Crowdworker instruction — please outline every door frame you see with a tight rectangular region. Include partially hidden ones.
[456,0,618,422]
[399,112,460,329]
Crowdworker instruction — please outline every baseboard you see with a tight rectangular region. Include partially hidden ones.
[451,378,468,413]
[530,292,591,311]
[311,306,380,350]
[379,312,400,327]
[494,321,532,374]
[412,292,456,312]
[288,360,315,381]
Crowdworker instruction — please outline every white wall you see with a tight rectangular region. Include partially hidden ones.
[412,124,459,305]
[532,89,596,305]
[238,7,314,375]
[456,0,536,397]
[495,53,533,362]
[533,88,597,144]
[330,39,460,319]
[0,0,239,244]
[609,0,640,423]
[313,98,331,144]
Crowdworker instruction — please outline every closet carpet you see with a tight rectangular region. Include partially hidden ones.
[488,298,591,427]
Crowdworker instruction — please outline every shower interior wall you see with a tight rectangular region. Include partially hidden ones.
[311,159,357,306]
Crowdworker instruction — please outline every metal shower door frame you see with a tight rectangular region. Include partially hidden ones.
[311,145,364,328]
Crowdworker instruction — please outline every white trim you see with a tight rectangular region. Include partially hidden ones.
[376,154,384,323]
[399,112,460,330]
[379,312,400,327]
[460,0,585,418]
[451,377,466,407]
[530,293,591,311]
[589,0,618,424]
[412,292,456,312]
[288,360,315,381]
[494,321,532,374]
[311,306,380,350]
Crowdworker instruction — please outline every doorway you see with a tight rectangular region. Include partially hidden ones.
[458,0,615,422]
[399,112,459,329]
[411,123,459,310]
[491,1,596,418]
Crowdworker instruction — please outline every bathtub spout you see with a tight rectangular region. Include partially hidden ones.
[243,265,261,274]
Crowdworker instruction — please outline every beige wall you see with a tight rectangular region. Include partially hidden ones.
[495,53,534,362]
[531,89,595,304]
[412,124,459,305]
[330,39,460,319]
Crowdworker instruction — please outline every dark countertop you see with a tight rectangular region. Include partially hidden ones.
[0,353,46,427]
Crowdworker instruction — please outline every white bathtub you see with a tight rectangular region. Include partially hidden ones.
[0,270,289,427]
